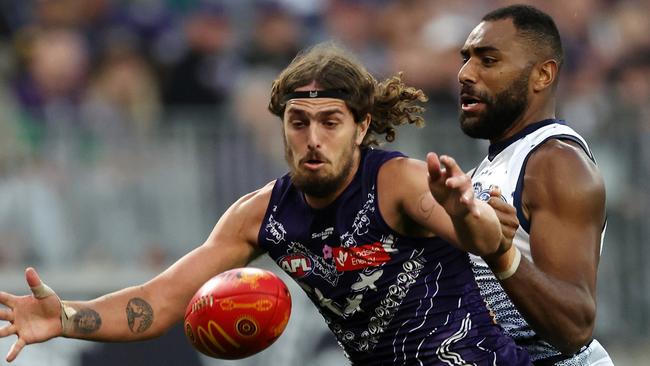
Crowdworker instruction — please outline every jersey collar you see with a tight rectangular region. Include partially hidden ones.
[487,119,564,161]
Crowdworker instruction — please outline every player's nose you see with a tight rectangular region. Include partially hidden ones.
[458,59,478,85]
[306,124,322,149]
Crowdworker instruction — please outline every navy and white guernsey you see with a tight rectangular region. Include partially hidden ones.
[470,119,611,365]
[259,148,530,365]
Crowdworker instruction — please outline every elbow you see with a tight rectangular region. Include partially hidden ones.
[155,300,187,336]
[554,331,593,355]
[143,284,187,339]
[554,332,593,355]
[551,306,596,355]
[141,304,184,340]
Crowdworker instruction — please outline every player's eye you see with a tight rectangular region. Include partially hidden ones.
[482,57,497,65]
[290,120,307,128]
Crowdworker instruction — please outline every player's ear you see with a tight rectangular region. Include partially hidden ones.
[355,114,371,146]
[532,59,558,92]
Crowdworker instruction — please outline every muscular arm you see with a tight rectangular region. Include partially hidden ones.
[63,184,273,340]
[0,182,274,361]
[495,140,605,354]
[378,155,502,256]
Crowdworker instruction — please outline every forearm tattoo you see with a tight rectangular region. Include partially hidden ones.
[126,297,154,333]
[72,308,102,334]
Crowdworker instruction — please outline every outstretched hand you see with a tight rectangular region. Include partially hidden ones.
[427,152,478,218]
[0,267,63,362]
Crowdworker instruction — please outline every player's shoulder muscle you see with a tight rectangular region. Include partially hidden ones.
[524,139,604,215]
[210,181,276,246]
[378,156,425,207]
[232,180,276,217]
[379,156,428,191]
[377,156,445,236]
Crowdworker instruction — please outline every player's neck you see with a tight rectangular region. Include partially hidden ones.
[491,101,556,144]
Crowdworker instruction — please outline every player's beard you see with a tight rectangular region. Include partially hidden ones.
[459,66,531,141]
[284,135,357,199]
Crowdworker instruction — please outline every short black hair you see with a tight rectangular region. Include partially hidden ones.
[482,4,563,68]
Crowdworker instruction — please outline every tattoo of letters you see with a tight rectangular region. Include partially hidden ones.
[72,308,102,334]
[126,297,154,333]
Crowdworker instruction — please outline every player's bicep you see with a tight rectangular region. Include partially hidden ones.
[146,183,273,319]
[406,190,457,242]
[524,142,604,289]
[527,206,599,284]
[383,158,457,243]
[204,185,271,260]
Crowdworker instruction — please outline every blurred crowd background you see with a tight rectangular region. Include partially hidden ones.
[0,0,648,364]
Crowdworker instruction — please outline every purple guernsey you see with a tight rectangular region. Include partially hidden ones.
[258,148,530,365]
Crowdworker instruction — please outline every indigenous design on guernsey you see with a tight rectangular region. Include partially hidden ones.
[469,119,608,365]
[259,148,530,365]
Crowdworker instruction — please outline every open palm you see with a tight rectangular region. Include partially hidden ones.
[0,268,63,362]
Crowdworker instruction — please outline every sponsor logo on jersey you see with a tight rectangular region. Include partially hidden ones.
[278,253,313,277]
[311,227,334,240]
[333,242,391,272]
[474,182,507,202]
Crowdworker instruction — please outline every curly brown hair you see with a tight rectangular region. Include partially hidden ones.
[268,42,428,147]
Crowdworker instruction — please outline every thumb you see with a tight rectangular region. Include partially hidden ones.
[427,152,442,181]
[26,267,56,299]
[26,267,41,288]
[490,186,502,197]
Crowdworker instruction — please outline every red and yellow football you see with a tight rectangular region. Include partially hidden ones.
[184,267,292,359]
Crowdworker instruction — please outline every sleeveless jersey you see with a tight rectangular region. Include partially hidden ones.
[259,148,530,365]
[469,119,610,365]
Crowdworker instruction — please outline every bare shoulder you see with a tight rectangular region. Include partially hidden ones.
[380,156,428,181]
[527,139,603,188]
[378,156,429,201]
[210,180,276,246]
[233,181,276,212]
[230,180,276,225]
[524,139,605,216]
[377,156,438,237]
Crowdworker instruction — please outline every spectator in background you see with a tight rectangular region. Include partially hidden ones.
[605,50,650,229]
[161,3,239,108]
[322,0,387,77]
[240,1,302,72]
[81,40,161,142]
[11,27,89,129]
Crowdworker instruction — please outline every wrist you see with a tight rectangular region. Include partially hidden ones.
[483,245,521,280]
[60,301,78,336]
